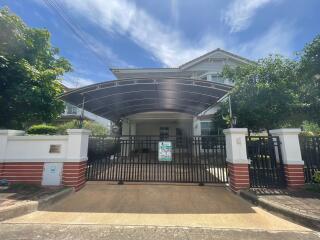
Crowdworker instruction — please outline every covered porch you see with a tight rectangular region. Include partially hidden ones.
[121,112,194,137]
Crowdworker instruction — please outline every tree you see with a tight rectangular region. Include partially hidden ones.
[212,55,302,131]
[298,35,320,124]
[0,8,71,129]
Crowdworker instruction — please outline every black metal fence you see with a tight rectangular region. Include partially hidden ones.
[246,136,286,188]
[299,136,320,183]
[86,135,228,184]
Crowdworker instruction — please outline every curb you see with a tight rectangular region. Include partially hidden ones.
[38,187,74,210]
[0,201,38,222]
[239,190,320,231]
[0,187,73,221]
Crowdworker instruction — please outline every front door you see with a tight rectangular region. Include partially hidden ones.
[160,127,169,140]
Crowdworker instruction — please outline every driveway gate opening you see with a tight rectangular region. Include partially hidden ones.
[86,135,228,184]
[246,136,286,188]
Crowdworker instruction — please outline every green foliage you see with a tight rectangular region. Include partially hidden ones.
[0,7,71,129]
[213,55,301,131]
[297,35,320,124]
[27,124,58,135]
[301,121,320,136]
[212,35,320,131]
[314,171,320,184]
[56,120,108,136]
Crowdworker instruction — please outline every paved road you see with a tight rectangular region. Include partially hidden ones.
[1,223,319,240]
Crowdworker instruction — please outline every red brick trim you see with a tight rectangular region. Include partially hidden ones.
[0,163,4,179]
[0,162,43,184]
[284,164,305,188]
[62,161,87,191]
[228,163,250,192]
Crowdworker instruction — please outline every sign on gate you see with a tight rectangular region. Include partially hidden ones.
[158,141,172,161]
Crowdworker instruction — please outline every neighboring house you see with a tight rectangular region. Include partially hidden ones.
[58,86,111,130]
[62,48,252,137]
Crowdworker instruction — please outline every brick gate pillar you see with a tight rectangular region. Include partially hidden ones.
[63,129,91,191]
[223,128,250,192]
[270,129,304,188]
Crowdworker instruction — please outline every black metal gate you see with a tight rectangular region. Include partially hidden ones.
[86,135,228,184]
[246,136,286,188]
[299,136,320,183]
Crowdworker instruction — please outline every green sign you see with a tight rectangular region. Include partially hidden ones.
[158,141,172,161]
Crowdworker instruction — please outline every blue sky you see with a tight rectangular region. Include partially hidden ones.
[1,0,320,87]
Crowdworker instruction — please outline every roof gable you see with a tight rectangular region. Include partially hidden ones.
[179,48,254,70]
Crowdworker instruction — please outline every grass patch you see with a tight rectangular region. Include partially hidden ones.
[1,183,42,194]
[305,183,320,193]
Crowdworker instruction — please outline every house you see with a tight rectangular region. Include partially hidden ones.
[58,85,111,130]
[61,49,252,137]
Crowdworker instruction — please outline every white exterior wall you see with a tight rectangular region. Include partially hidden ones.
[136,120,192,136]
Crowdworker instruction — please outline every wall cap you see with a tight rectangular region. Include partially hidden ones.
[67,129,91,135]
[223,128,248,135]
[226,158,250,164]
[283,161,304,165]
[0,130,25,136]
[270,128,301,135]
[9,135,68,141]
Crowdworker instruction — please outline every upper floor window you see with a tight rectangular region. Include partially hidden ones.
[198,72,233,85]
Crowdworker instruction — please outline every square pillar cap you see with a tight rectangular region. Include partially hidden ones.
[67,129,91,135]
[0,130,25,136]
[223,128,248,135]
[270,128,301,135]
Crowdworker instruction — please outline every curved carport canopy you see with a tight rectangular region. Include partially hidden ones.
[60,78,233,122]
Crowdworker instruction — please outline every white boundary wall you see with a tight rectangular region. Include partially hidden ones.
[0,129,90,163]
[0,129,90,187]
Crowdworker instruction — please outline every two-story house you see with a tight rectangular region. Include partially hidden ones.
[62,48,252,137]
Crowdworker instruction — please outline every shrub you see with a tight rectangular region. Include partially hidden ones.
[314,171,320,183]
[301,121,320,136]
[27,124,58,135]
[56,120,108,136]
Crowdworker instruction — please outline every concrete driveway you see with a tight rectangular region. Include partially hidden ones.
[3,182,312,232]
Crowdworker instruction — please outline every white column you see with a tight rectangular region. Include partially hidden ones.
[66,129,91,162]
[121,119,130,136]
[223,128,248,164]
[269,129,303,165]
[193,117,201,136]
[130,121,136,135]
[270,128,304,188]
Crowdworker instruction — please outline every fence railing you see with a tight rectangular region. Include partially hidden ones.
[246,136,286,188]
[299,136,320,183]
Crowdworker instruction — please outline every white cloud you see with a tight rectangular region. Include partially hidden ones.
[61,0,225,67]
[62,75,96,88]
[222,0,275,33]
[33,0,297,69]
[234,22,297,59]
